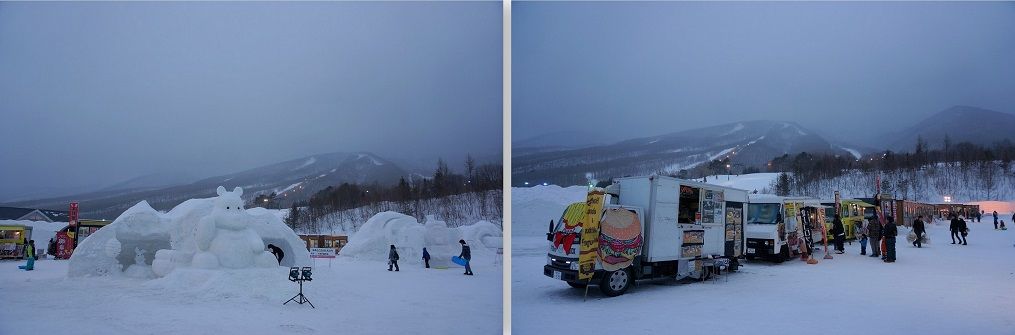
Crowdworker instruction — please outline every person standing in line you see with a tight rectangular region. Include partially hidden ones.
[830,215,845,254]
[868,217,882,258]
[950,214,963,245]
[422,247,431,268]
[912,215,926,248]
[459,239,473,276]
[883,217,897,263]
[388,244,400,271]
[855,218,869,255]
[993,211,999,230]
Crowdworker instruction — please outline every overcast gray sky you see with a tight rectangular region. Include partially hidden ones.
[514,2,1015,144]
[0,2,501,201]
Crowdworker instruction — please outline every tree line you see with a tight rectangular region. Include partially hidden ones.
[285,156,503,231]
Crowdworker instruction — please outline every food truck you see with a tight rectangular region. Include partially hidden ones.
[821,199,873,241]
[0,224,33,259]
[744,195,822,262]
[542,176,747,297]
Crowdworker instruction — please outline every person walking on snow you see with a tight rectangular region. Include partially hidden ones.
[912,215,926,248]
[831,215,845,254]
[387,245,400,271]
[959,217,969,245]
[459,239,473,275]
[950,215,963,245]
[18,240,36,271]
[855,218,869,255]
[882,217,897,263]
[993,211,999,230]
[422,247,431,268]
[868,217,882,258]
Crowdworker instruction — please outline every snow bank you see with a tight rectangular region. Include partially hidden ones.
[68,187,310,278]
[340,212,502,266]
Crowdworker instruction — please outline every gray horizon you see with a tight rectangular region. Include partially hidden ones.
[514,1,1015,146]
[0,2,502,202]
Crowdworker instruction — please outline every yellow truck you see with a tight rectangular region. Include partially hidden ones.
[0,224,33,259]
[821,199,874,241]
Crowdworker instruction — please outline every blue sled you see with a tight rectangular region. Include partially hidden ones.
[452,256,468,267]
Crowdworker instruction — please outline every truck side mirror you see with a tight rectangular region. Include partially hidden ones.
[546,220,555,241]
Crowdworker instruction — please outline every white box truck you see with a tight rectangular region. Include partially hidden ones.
[543,175,747,297]
[743,195,824,262]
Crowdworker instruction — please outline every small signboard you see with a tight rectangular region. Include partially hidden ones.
[309,248,336,259]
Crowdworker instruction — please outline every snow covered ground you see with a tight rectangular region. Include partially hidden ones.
[1,255,501,334]
[512,186,1015,334]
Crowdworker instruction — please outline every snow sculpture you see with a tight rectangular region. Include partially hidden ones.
[191,187,278,269]
[340,212,503,266]
[69,186,310,278]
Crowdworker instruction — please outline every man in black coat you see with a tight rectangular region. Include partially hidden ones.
[830,215,845,254]
[912,216,926,248]
[950,215,963,244]
[993,211,999,229]
[958,217,968,245]
[882,217,897,263]
[266,244,284,265]
[459,239,473,276]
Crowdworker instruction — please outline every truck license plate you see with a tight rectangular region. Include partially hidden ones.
[747,248,755,254]
[553,271,562,280]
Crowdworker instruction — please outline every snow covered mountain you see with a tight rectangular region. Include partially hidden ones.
[513,120,851,186]
[5,151,408,219]
[884,105,1015,152]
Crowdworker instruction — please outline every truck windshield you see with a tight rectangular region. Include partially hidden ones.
[747,203,780,224]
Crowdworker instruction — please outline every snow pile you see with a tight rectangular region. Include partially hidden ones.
[68,186,309,278]
[340,212,502,266]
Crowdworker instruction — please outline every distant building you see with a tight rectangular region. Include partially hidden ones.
[299,234,349,254]
[0,206,69,222]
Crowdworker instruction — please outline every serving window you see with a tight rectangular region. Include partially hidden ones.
[678,185,700,224]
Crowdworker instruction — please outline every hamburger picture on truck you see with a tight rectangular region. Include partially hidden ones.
[544,175,747,297]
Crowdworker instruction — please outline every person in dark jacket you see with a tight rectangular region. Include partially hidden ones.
[950,215,963,244]
[868,217,882,258]
[993,211,999,230]
[912,216,926,248]
[47,238,57,257]
[882,217,897,263]
[266,244,284,265]
[18,240,36,271]
[388,245,400,271]
[459,239,473,275]
[958,217,968,245]
[422,247,431,268]
[830,215,845,254]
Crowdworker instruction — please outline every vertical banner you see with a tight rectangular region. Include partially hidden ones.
[69,202,79,227]
[55,231,74,259]
[578,190,605,281]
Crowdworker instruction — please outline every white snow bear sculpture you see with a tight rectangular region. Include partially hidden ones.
[190,186,278,269]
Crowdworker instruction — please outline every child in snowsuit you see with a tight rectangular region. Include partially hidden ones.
[459,240,473,276]
[856,220,869,255]
[422,247,431,268]
[18,240,36,271]
[388,245,400,271]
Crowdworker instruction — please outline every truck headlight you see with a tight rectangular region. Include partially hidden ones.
[547,256,552,266]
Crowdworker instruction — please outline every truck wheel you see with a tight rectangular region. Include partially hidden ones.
[599,268,632,297]
[566,281,587,289]
[728,259,740,272]
[745,255,756,261]
[773,245,790,263]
